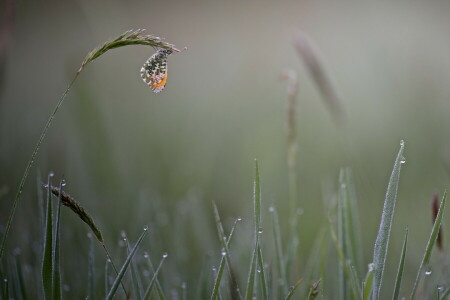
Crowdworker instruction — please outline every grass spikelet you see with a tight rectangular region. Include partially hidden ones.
[47,185,103,243]
[293,32,345,124]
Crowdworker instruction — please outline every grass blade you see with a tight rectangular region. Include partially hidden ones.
[212,202,241,300]
[88,233,95,300]
[42,173,53,300]
[14,253,27,300]
[144,253,167,300]
[269,205,287,296]
[392,227,408,300]
[363,264,374,300]
[210,219,240,300]
[337,175,347,300]
[106,228,148,300]
[245,244,258,300]
[126,236,144,300]
[371,141,405,300]
[257,245,268,300]
[284,279,303,300]
[143,254,167,300]
[52,179,63,300]
[410,191,447,299]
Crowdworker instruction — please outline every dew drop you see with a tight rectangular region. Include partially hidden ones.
[49,171,55,177]
[143,225,149,231]
[296,208,304,215]
[143,252,149,258]
[221,251,227,256]
[107,258,111,263]
[257,269,261,273]
[268,206,275,212]
[87,232,92,239]
[3,278,7,283]
[63,284,70,292]
[258,227,264,233]
[425,270,432,275]
[400,156,406,164]
[181,282,187,289]
[368,263,374,272]
[162,252,169,258]
[237,217,242,222]
[61,179,67,187]
[400,140,405,147]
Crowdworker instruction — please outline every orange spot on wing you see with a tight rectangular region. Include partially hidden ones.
[151,73,168,89]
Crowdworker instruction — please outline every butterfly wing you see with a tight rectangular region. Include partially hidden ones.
[140,50,170,93]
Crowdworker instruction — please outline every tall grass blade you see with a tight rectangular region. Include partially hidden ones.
[126,238,143,300]
[212,203,241,300]
[337,175,347,300]
[104,259,111,297]
[52,179,63,300]
[14,254,27,300]
[144,253,167,300]
[143,254,167,300]
[257,245,268,300]
[245,244,258,300]
[106,228,148,300]
[88,233,95,300]
[2,278,8,300]
[363,264,374,300]
[342,168,363,275]
[210,219,239,300]
[284,279,303,300]
[410,192,447,300]
[392,227,408,300]
[371,141,405,300]
[42,173,53,300]
[270,205,287,296]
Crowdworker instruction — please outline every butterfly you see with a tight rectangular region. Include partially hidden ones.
[140,49,173,93]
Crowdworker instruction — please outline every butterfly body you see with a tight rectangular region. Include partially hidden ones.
[140,49,173,93]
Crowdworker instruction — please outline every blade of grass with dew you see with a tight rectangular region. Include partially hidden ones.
[88,233,95,300]
[144,253,167,300]
[2,278,8,300]
[0,29,181,260]
[439,287,450,300]
[337,175,347,300]
[143,254,167,300]
[269,205,287,297]
[106,228,148,300]
[42,173,53,300]
[126,239,144,300]
[342,168,363,275]
[410,191,447,300]
[210,219,239,300]
[254,160,268,300]
[245,243,258,300]
[363,264,374,300]
[212,202,241,300]
[371,141,405,300]
[284,278,303,300]
[257,245,268,300]
[52,179,63,300]
[329,218,362,300]
[392,227,408,300]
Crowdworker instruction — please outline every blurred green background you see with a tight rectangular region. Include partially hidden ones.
[1,0,450,298]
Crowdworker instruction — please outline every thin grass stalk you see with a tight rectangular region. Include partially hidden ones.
[337,177,347,300]
[410,192,447,299]
[212,203,241,300]
[0,29,180,260]
[371,141,405,300]
[143,255,167,300]
[52,179,63,300]
[42,173,53,300]
[144,253,167,300]
[14,254,26,300]
[210,219,239,300]
[126,238,144,300]
[392,227,408,300]
[88,233,95,300]
[106,228,148,300]
[270,205,287,296]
